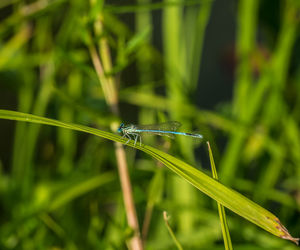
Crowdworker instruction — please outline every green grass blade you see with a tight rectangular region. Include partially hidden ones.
[163,211,183,250]
[48,172,115,211]
[0,109,298,245]
[207,142,233,250]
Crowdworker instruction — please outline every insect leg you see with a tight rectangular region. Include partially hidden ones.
[123,133,132,144]
[131,133,139,146]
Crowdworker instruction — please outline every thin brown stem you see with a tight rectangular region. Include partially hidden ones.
[88,2,143,248]
[115,142,143,250]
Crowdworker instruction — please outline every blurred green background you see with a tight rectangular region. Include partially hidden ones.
[0,0,299,249]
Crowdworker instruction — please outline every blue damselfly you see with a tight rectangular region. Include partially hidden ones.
[117,121,202,146]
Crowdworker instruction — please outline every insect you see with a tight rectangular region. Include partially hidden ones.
[117,121,203,146]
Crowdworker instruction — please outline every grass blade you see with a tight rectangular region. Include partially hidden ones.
[0,109,298,245]
[207,142,233,250]
[163,211,183,250]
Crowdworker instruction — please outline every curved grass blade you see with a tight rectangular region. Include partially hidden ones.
[0,109,298,245]
[163,211,183,250]
[207,142,233,250]
[48,172,115,211]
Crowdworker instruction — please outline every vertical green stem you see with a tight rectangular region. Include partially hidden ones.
[220,0,259,184]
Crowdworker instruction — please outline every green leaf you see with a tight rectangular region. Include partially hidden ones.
[48,172,115,211]
[0,109,298,245]
[163,211,183,250]
[207,142,233,250]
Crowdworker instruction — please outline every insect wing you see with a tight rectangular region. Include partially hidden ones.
[135,121,181,132]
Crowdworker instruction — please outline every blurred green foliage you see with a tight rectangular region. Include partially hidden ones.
[0,0,299,249]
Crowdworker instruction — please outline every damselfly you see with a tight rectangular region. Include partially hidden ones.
[117,121,203,146]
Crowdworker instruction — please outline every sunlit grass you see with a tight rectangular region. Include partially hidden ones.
[0,0,299,249]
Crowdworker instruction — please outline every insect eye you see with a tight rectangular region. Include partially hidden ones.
[117,123,124,133]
